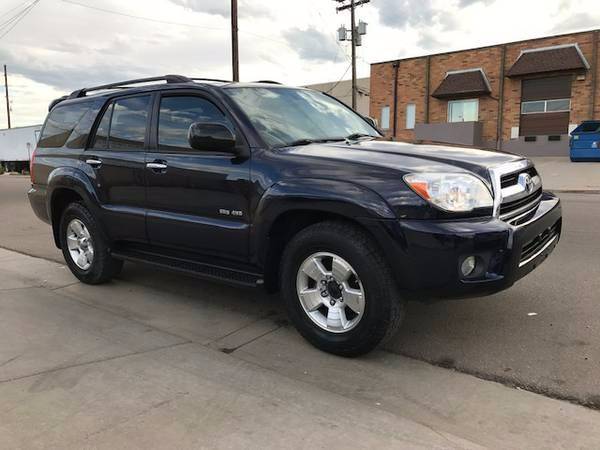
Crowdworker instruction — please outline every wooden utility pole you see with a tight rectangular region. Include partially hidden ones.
[335,0,369,110]
[4,65,11,129]
[349,0,356,109]
[231,0,239,82]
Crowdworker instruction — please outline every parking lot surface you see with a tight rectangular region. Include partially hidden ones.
[2,247,600,448]
[2,174,599,406]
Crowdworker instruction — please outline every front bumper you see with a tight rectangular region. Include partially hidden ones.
[361,191,562,301]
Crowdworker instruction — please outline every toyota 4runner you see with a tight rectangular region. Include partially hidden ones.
[28,75,562,356]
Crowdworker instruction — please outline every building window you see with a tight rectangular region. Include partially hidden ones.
[380,106,390,130]
[448,99,479,123]
[521,99,570,114]
[405,103,416,129]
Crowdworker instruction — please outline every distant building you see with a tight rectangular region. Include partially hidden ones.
[304,78,370,117]
[0,125,42,172]
[370,29,600,156]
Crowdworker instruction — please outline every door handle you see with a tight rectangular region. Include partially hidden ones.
[85,158,102,169]
[146,161,168,171]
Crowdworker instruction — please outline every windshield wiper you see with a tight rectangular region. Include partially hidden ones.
[277,138,342,148]
[345,133,377,141]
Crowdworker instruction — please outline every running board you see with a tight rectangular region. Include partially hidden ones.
[111,248,264,288]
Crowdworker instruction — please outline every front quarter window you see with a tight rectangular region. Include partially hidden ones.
[225,87,379,147]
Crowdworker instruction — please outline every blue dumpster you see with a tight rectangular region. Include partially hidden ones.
[570,121,600,161]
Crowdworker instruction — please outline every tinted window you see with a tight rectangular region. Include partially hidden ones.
[109,96,151,149]
[158,96,228,151]
[38,101,92,148]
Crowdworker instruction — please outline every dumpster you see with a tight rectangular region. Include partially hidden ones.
[570,121,600,161]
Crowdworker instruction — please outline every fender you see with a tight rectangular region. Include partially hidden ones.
[46,166,105,247]
[250,178,395,265]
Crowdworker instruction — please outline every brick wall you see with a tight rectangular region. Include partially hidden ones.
[370,29,600,150]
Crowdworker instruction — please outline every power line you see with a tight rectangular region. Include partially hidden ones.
[61,0,292,48]
[0,0,33,20]
[0,0,40,40]
[325,62,352,93]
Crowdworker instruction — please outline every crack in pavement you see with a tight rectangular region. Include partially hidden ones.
[0,342,191,385]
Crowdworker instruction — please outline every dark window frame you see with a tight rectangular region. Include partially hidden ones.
[38,100,94,148]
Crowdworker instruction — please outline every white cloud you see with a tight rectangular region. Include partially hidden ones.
[0,0,598,127]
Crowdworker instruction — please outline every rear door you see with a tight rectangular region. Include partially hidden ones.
[145,91,251,262]
[85,93,153,243]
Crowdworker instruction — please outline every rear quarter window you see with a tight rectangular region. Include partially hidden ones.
[38,101,93,148]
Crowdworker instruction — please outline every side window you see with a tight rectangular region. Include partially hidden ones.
[92,95,151,150]
[38,102,92,148]
[158,96,230,151]
[109,96,151,150]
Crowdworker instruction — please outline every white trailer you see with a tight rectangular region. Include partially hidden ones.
[0,125,42,162]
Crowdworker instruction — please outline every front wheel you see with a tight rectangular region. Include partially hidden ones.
[281,221,405,356]
[59,202,123,284]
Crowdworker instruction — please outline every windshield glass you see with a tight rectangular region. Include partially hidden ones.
[224,86,380,147]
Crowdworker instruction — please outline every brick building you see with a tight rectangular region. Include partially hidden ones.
[370,29,600,156]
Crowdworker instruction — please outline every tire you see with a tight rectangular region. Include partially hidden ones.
[280,220,405,357]
[59,202,123,284]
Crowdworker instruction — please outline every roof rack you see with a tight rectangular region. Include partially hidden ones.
[190,77,232,83]
[68,74,193,99]
[254,80,282,84]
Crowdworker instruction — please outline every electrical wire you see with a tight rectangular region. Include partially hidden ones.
[0,0,40,40]
[325,62,352,93]
[61,0,292,48]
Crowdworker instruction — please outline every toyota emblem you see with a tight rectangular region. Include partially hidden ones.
[518,173,534,194]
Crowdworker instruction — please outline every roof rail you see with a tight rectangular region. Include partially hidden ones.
[68,74,192,98]
[254,80,282,85]
[190,77,232,83]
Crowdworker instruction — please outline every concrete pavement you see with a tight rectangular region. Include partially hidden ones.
[531,157,600,192]
[1,175,599,408]
[2,247,600,449]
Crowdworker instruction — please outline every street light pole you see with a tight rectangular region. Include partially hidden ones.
[231,0,239,82]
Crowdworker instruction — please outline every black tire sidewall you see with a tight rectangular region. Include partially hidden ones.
[281,224,400,355]
[59,202,119,284]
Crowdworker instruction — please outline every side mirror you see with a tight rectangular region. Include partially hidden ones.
[188,122,237,153]
[363,116,378,128]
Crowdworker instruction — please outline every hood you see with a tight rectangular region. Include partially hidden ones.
[280,139,525,182]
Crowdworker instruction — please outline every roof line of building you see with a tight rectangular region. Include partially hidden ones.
[371,27,600,66]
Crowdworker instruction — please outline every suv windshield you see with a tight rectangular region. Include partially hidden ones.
[224,86,380,147]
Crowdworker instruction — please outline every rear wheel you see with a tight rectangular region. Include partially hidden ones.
[281,221,405,356]
[59,202,122,284]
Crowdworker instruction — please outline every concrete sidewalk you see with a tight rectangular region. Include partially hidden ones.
[532,157,600,192]
[1,248,600,449]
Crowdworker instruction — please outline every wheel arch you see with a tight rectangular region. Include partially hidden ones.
[254,182,396,293]
[47,167,103,248]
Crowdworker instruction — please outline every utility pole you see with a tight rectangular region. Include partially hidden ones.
[231,0,239,82]
[334,0,369,110]
[4,65,11,129]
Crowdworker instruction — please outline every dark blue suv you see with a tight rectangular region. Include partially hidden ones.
[28,75,562,355]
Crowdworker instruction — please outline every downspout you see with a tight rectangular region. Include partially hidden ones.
[590,30,598,120]
[496,45,507,150]
[425,56,431,124]
[392,61,399,139]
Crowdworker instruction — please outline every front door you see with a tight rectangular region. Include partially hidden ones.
[84,93,153,243]
[145,93,251,262]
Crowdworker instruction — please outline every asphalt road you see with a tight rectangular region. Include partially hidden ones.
[1,174,599,407]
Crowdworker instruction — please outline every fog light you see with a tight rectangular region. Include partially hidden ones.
[461,256,476,277]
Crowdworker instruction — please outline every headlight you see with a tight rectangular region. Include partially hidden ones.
[403,172,493,212]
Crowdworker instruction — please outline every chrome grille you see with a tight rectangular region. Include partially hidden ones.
[489,160,543,225]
